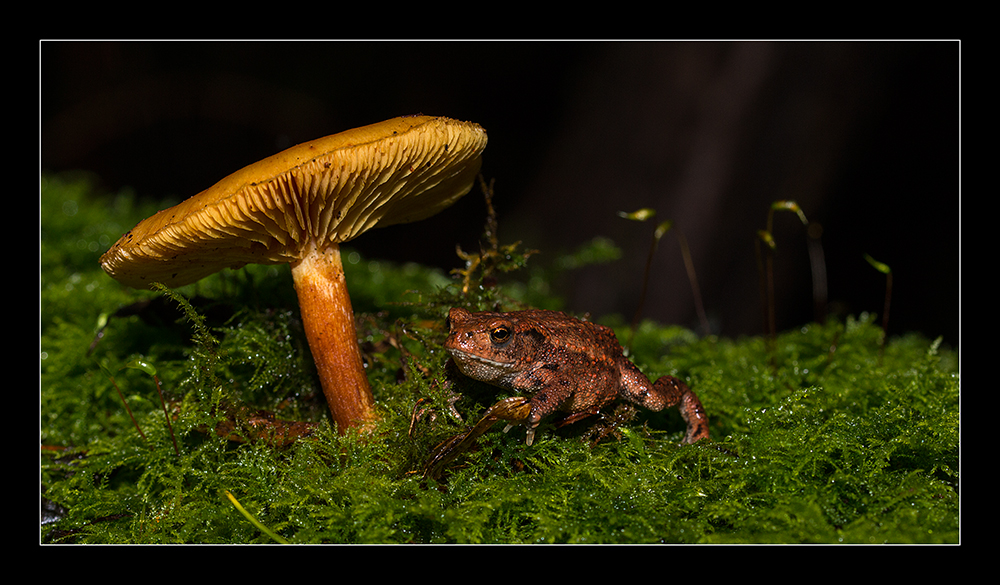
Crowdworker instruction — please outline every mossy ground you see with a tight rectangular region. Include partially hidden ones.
[40,173,959,544]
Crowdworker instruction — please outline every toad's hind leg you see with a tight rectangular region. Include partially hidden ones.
[642,376,710,444]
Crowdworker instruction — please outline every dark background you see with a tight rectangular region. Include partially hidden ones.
[40,41,959,347]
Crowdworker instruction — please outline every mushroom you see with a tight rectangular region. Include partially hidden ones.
[100,115,488,433]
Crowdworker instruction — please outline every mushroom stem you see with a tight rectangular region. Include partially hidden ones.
[291,244,377,433]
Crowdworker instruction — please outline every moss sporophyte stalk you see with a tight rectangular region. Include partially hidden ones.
[41,174,957,544]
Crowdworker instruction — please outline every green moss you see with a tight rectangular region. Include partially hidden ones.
[40,173,959,544]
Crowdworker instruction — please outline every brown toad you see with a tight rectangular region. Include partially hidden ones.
[444,307,710,446]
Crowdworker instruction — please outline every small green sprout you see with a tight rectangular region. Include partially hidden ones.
[225,490,289,544]
[864,253,893,362]
[756,200,825,364]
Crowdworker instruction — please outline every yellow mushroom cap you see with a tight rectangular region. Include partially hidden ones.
[100,115,488,289]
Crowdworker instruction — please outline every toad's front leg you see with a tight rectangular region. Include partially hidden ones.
[423,396,533,479]
[507,367,579,446]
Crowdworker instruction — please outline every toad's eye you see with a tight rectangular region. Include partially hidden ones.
[489,326,512,345]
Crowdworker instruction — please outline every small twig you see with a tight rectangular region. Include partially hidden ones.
[451,176,536,294]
